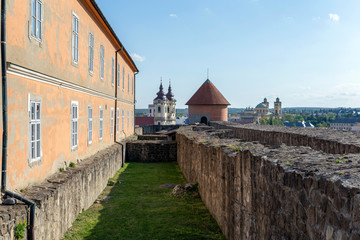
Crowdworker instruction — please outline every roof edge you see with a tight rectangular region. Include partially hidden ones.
[88,0,139,73]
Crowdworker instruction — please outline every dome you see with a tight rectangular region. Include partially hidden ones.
[256,103,267,108]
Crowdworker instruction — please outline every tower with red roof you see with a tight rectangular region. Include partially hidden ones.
[186,79,230,124]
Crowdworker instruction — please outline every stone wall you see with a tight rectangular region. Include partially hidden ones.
[0,144,124,240]
[126,140,177,162]
[137,135,169,141]
[211,121,360,154]
[142,125,181,134]
[177,125,360,240]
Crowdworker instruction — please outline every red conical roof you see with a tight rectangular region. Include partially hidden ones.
[186,79,230,105]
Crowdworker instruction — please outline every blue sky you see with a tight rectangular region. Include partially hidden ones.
[97,0,360,108]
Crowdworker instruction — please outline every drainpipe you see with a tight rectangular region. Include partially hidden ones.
[134,72,138,134]
[114,47,122,143]
[1,1,35,240]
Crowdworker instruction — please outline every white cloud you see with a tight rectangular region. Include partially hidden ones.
[329,13,340,22]
[131,53,146,62]
[169,13,177,18]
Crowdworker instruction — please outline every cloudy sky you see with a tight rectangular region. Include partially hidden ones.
[97,0,360,108]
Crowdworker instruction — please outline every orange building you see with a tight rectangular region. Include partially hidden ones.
[1,0,138,190]
[186,79,230,124]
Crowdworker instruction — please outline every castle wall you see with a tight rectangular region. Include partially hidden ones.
[177,124,360,240]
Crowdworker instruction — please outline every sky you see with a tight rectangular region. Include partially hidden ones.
[97,0,360,109]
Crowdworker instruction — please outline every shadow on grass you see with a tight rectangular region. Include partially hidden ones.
[64,162,224,240]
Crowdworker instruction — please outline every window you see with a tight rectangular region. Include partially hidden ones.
[111,57,114,86]
[88,107,92,144]
[111,108,114,136]
[116,108,119,133]
[127,111,129,129]
[158,106,161,112]
[117,63,120,87]
[121,110,124,131]
[128,73,130,93]
[99,107,103,140]
[71,102,78,149]
[30,100,41,161]
[132,76,134,94]
[31,0,42,40]
[72,14,79,63]
[89,33,94,73]
[100,45,105,79]
[122,67,125,90]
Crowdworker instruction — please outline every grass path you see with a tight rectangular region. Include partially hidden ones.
[63,162,225,240]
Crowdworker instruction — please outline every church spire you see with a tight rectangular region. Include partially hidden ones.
[154,78,165,100]
[166,79,175,100]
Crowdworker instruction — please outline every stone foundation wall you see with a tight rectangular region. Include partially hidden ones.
[126,140,177,162]
[0,144,124,240]
[177,125,360,240]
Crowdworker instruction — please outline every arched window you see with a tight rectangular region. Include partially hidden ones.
[158,106,161,112]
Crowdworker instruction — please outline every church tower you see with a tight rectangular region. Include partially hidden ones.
[274,97,282,118]
[148,80,176,125]
[165,81,176,125]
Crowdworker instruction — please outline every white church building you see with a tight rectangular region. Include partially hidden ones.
[148,81,176,125]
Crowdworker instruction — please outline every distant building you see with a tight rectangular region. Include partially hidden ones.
[284,121,314,128]
[274,97,282,117]
[135,116,155,127]
[148,81,176,125]
[239,97,282,123]
[176,116,188,125]
[330,118,360,131]
[186,79,230,124]
[239,107,260,123]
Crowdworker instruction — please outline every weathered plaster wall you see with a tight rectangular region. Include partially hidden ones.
[177,125,360,240]
[188,105,228,121]
[0,143,124,240]
[0,0,137,190]
[6,0,135,100]
[126,140,177,162]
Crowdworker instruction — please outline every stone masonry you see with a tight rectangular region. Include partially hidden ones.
[126,140,177,162]
[0,143,124,240]
[177,124,360,240]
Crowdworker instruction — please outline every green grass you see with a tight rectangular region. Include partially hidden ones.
[63,162,225,240]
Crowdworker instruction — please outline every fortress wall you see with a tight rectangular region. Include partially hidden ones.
[177,125,360,240]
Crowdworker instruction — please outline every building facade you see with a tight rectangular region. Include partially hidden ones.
[2,0,138,190]
[148,82,176,125]
[330,118,360,131]
[186,79,230,124]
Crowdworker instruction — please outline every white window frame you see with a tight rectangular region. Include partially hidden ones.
[88,106,93,144]
[71,101,79,150]
[127,111,129,129]
[111,57,115,86]
[89,33,94,73]
[99,106,103,140]
[122,110,124,131]
[132,76,134,95]
[117,63,120,88]
[116,108,120,133]
[29,100,42,162]
[111,108,114,136]
[100,45,105,80]
[72,13,79,64]
[31,0,43,40]
[122,67,125,90]
[127,73,130,93]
